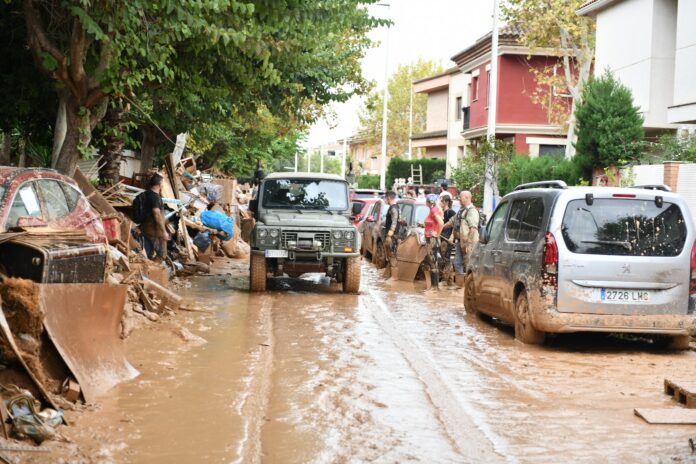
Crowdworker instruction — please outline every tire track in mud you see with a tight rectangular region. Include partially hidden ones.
[233,295,274,464]
[365,288,510,464]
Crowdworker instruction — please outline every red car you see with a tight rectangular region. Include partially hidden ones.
[350,197,380,226]
[0,167,108,283]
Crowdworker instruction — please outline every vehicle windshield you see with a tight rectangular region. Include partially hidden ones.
[561,198,687,257]
[262,179,348,210]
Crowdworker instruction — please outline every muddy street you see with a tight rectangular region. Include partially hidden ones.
[53,259,696,463]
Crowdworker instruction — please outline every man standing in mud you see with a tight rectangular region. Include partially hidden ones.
[382,191,400,282]
[456,190,479,273]
[140,174,170,261]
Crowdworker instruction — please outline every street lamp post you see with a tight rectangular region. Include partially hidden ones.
[341,136,348,178]
[377,3,390,191]
[483,0,499,216]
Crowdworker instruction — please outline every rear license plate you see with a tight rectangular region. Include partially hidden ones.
[265,250,288,258]
[600,288,651,302]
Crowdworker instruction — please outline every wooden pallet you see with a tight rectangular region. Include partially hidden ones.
[664,379,696,408]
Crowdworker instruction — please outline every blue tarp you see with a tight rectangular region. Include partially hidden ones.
[200,210,234,241]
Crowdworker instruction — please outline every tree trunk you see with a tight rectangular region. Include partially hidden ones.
[564,99,578,160]
[17,137,26,167]
[53,95,108,176]
[0,129,11,166]
[99,100,128,185]
[52,91,68,168]
[139,124,159,174]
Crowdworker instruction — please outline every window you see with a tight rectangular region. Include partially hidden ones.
[60,183,81,211]
[539,144,565,157]
[561,199,687,257]
[472,76,479,101]
[37,180,71,221]
[508,198,544,242]
[487,202,509,243]
[6,183,43,229]
[486,70,491,107]
[455,96,462,120]
[371,203,381,221]
[399,204,414,225]
[415,205,430,225]
[261,179,348,210]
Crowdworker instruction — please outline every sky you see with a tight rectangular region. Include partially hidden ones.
[304,0,495,148]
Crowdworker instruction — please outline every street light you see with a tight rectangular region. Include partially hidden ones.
[376,3,390,191]
[483,0,499,216]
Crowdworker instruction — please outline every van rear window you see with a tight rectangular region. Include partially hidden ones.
[561,199,687,257]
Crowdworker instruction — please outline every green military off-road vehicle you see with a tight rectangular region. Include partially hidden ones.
[249,172,362,293]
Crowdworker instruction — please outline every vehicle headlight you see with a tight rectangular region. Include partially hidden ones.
[259,229,268,238]
[344,231,355,240]
[270,229,279,238]
[332,230,343,240]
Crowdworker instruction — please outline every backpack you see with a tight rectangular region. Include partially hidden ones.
[132,192,150,225]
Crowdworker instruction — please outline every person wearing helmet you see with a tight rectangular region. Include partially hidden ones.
[423,193,444,291]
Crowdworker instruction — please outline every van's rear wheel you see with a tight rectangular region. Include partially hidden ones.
[464,273,479,316]
[669,335,692,350]
[514,291,545,345]
[343,257,361,294]
[250,254,267,292]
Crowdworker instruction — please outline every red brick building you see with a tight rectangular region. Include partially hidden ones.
[451,25,570,157]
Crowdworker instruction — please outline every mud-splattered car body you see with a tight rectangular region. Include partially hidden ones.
[0,167,107,283]
[465,181,696,346]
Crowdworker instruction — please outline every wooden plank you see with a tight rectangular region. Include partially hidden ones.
[664,378,696,408]
[73,167,118,216]
[635,408,696,424]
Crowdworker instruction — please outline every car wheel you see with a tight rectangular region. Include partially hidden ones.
[342,256,361,294]
[464,273,479,316]
[249,254,267,292]
[668,335,692,350]
[372,241,387,269]
[514,291,545,345]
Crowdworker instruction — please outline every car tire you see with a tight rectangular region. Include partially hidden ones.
[668,335,692,350]
[464,273,479,316]
[514,291,545,345]
[342,256,361,294]
[249,254,267,292]
[372,241,387,269]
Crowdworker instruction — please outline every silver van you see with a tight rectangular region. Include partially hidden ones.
[464,181,696,348]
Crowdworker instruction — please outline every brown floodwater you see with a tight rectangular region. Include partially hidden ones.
[42,260,696,463]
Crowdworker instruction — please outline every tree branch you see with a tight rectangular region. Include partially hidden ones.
[69,17,87,88]
[23,0,68,74]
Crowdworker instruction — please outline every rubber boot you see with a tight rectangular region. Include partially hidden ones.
[424,271,432,291]
[387,265,399,282]
[431,271,440,291]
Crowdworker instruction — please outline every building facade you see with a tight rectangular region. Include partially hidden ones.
[411,67,469,177]
[451,25,569,157]
[578,0,696,129]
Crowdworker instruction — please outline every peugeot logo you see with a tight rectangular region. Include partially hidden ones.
[622,264,631,274]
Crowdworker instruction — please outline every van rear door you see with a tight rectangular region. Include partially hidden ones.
[556,194,691,315]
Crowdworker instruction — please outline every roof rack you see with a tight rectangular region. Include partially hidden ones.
[631,184,672,192]
[514,180,568,191]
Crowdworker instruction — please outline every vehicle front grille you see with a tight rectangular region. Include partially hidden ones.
[314,232,331,251]
[281,231,298,248]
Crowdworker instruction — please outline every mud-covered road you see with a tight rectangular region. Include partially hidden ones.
[54,260,696,463]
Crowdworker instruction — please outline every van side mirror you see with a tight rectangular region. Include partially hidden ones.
[479,228,489,244]
[351,203,363,215]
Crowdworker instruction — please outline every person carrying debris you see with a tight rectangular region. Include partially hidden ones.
[133,174,170,261]
[382,191,400,281]
[445,190,479,275]
[423,193,444,291]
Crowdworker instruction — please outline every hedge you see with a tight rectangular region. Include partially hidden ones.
[497,155,584,196]
[356,174,380,189]
[386,158,447,188]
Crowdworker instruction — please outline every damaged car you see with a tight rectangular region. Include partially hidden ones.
[464,181,696,348]
[0,167,108,283]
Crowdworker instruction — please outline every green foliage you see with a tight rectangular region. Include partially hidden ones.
[575,70,644,178]
[645,132,696,163]
[497,155,583,196]
[386,158,446,187]
[295,151,342,176]
[357,174,380,189]
[450,156,485,205]
[359,59,443,159]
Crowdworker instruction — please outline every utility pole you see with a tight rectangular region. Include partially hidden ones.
[294,152,298,173]
[378,3,391,191]
[307,149,311,173]
[341,136,348,178]
[320,148,324,173]
[408,83,413,161]
[483,0,499,216]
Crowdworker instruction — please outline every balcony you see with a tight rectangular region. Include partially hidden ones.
[462,107,470,130]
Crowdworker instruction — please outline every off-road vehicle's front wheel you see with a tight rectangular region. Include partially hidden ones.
[342,256,361,294]
[250,254,267,292]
